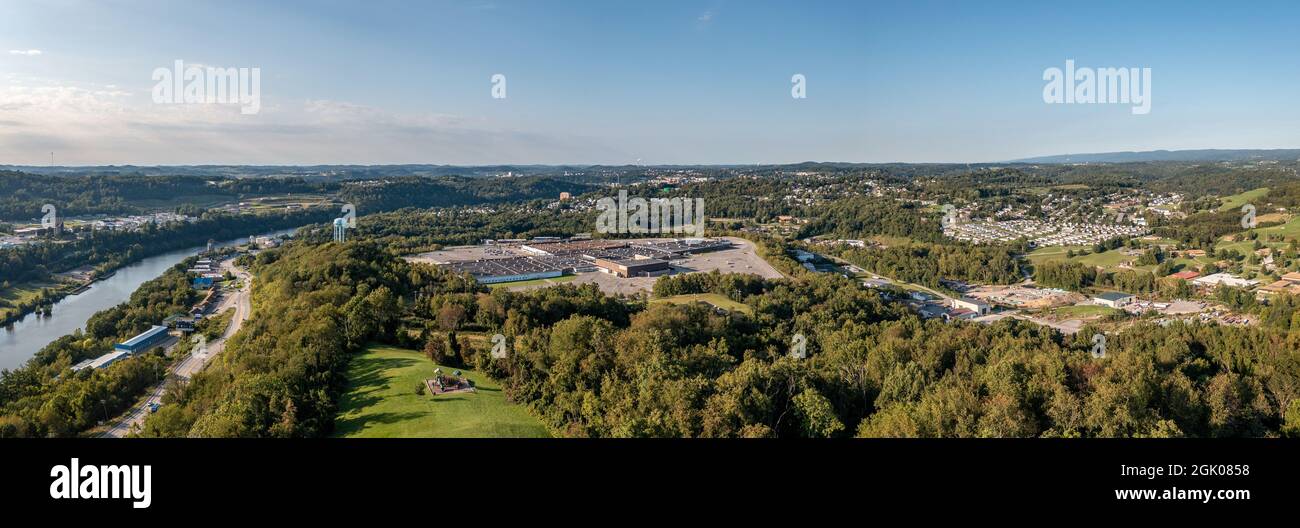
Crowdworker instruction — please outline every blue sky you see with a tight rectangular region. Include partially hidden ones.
[2,0,1298,165]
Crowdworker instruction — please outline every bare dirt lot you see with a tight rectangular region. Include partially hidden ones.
[966,284,1083,309]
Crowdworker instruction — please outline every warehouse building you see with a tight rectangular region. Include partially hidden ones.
[594,257,671,278]
[950,297,991,315]
[70,350,130,372]
[477,270,565,284]
[1093,291,1135,308]
[114,325,171,354]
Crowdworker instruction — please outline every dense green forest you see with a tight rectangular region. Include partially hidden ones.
[336,176,594,212]
[299,206,596,254]
[0,170,593,222]
[123,239,1300,438]
[0,171,335,221]
[838,243,1026,287]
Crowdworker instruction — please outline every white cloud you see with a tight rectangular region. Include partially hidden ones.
[8,49,43,56]
[0,79,623,165]
[697,10,714,24]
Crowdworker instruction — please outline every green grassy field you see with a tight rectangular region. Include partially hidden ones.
[0,280,62,320]
[1026,245,1092,263]
[868,235,918,247]
[333,345,549,438]
[487,274,578,289]
[1049,304,1120,319]
[651,293,753,314]
[1217,187,1270,212]
[1242,215,1300,240]
[1027,246,1132,269]
[0,281,55,304]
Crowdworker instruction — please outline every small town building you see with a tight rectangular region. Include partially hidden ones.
[944,308,978,321]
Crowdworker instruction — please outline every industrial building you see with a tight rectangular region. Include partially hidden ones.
[114,325,171,354]
[438,237,729,284]
[70,351,130,372]
[1093,291,1135,308]
[594,257,671,278]
[950,297,991,315]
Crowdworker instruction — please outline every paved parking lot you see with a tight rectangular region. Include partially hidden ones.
[678,237,784,279]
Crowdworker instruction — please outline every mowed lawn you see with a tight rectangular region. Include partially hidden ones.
[651,293,753,314]
[1027,246,1131,269]
[333,345,549,438]
[487,274,577,289]
[0,280,60,320]
[1217,187,1269,212]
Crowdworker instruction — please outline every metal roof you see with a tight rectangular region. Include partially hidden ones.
[119,325,168,348]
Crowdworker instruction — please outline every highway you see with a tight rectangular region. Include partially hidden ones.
[99,258,253,438]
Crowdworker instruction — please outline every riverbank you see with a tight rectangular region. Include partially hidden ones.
[0,227,299,371]
[0,279,80,327]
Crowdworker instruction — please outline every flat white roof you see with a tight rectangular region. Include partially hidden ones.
[89,351,129,369]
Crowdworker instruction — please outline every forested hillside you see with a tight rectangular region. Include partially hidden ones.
[132,239,1300,438]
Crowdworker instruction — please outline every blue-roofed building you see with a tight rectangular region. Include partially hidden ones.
[115,325,170,355]
[193,277,214,289]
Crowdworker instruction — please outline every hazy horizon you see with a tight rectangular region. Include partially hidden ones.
[4,0,1300,165]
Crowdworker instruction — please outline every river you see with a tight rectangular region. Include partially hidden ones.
[0,229,296,371]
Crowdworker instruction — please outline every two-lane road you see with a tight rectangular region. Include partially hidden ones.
[100,259,253,438]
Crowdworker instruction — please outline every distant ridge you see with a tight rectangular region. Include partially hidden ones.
[1011,149,1300,164]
